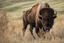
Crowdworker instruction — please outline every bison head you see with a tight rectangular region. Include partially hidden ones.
[39,8,57,32]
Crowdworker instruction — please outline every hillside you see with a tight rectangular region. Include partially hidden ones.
[0,0,64,19]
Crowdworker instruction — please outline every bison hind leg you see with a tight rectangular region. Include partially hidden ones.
[22,22,28,37]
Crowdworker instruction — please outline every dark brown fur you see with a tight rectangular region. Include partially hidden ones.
[22,3,57,39]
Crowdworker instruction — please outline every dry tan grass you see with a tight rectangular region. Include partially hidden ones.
[0,10,64,43]
[0,10,9,43]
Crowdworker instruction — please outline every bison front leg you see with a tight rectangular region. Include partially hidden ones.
[35,27,40,37]
[29,25,35,39]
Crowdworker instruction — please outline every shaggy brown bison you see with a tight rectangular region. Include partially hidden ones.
[22,2,57,39]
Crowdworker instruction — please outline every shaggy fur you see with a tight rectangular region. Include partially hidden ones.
[22,2,57,39]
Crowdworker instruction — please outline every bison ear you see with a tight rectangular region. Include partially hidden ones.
[53,10,57,18]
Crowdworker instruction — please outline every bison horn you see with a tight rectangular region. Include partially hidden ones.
[53,10,57,18]
[38,14,42,19]
[39,14,42,17]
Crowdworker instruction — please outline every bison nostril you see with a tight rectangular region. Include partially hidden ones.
[46,24,50,27]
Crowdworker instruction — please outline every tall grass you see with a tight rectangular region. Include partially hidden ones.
[0,9,9,43]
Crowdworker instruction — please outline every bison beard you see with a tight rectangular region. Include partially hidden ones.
[22,2,57,39]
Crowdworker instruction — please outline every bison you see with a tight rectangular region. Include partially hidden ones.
[22,2,57,39]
